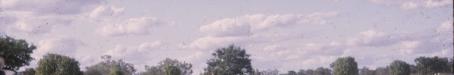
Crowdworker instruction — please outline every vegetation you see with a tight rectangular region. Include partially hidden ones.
[0,36,450,75]
[36,54,82,75]
[0,35,35,71]
[203,45,254,75]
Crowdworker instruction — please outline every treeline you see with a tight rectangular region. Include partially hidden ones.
[274,56,453,75]
[0,35,453,75]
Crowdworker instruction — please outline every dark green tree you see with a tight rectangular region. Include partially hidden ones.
[331,56,358,75]
[0,36,35,70]
[388,60,410,75]
[359,67,375,75]
[19,68,35,75]
[36,54,82,75]
[204,45,254,75]
[314,67,332,75]
[287,70,297,75]
[415,56,450,75]
[84,55,135,75]
[140,58,192,75]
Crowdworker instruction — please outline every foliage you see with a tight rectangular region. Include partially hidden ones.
[84,55,136,75]
[0,36,36,70]
[331,56,358,75]
[415,56,450,75]
[204,45,254,75]
[36,54,82,75]
[140,58,192,75]
[19,68,35,75]
[388,60,410,75]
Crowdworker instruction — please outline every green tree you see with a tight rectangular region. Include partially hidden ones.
[0,35,36,70]
[36,54,82,75]
[314,67,332,75]
[84,55,135,75]
[140,58,192,75]
[287,70,297,75]
[19,68,35,75]
[331,56,358,75]
[359,67,375,75]
[415,56,450,75]
[388,60,410,75]
[204,45,254,75]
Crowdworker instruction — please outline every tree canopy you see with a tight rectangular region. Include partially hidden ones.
[204,45,254,75]
[388,60,410,75]
[0,36,35,70]
[84,55,136,75]
[331,56,358,75]
[140,58,192,75]
[36,54,82,75]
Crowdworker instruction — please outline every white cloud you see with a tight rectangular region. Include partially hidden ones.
[369,0,452,10]
[401,2,419,10]
[200,12,338,37]
[2,0,102,15]
[425,0,453,8]
[34,38,84,59]
[437,20,453,33]
[98,17,168,36]
[5,12,75,34]
[89,5,125,18]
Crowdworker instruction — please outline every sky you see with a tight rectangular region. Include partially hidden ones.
[0,0,453,74]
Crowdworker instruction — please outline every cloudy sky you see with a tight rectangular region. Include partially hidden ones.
[0,0,453,74]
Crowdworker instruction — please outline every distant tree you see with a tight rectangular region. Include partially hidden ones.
[415,56,450,75]
[388,60,410,75]
[84,55,135,75]
[331,56,358,75]
[359,67,375,75]
[19,68,35,75]
[255,69,278,75]
[304,69,315,75]
[0,35,36,70]
[297,70,305,75]
[204,45,254,75]
[288,70,297,75]
[314,67,332,75]
[36,54,82,75]
[140,58,192,75]
[374,67,389,75]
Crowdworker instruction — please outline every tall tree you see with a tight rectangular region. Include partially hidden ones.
[35,54,82,75]
[19,68,35,75]
[388,60,410,75]
[0,35,35,70]
[331,56,358,75]
[287,70,297,75]
[374,67,389,75]
[84,55,136,75]
[314,67,332,75]
[140,58,192,75]
[359,67,375,75]
[204,45,254,75]
[415,56,450,75]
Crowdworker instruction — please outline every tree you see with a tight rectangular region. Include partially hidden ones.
[35,54,82,75]
[19,68,35,75]
[359,67,375,75]
[84,55,136,75]
[414,56,450,75]
[314,67,332,75]
[287,70,297,75]
[140,58,192,75]
[0,35,36,70]
[331,56,358,75]
[388,60,410,75]
[374,67,389,75]
[204,45,254,75]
